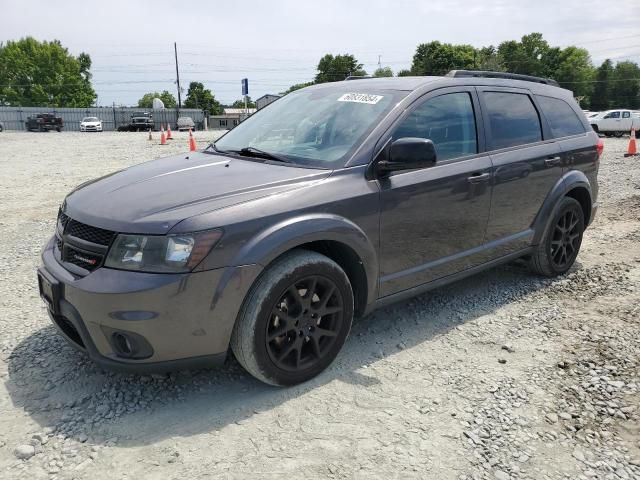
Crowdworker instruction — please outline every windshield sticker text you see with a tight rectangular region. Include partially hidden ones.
[337,93,384,105]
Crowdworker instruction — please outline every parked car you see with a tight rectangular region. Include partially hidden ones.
[117,112,154,132]
[80,117,103,132]
[25,113,63,132]
[589,109,640,137]
[177,116,195,131]
[39,71,601,386]
[0,121,4,132]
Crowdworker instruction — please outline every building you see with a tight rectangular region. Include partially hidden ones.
[255,94,281,110]
[209,108,257,130]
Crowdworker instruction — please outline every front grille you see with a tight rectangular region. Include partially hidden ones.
[63,245,102,272]
[66,220,115,246]
[55,211,116,274]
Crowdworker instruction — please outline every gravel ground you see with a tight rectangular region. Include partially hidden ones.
[0,132,639,480]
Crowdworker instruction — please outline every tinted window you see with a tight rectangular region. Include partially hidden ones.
[536,95,585,138]
[483,92,542,149]
[605,111,620,119]
[393,92,477,161]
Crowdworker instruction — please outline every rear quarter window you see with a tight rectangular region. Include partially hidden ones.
[482,92,542,150]
[536,95,586,138]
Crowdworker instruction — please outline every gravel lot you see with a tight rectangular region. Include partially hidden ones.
[0,131,639,480]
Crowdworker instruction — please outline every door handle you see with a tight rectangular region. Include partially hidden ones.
[545,156,561,167]
[467,172,491,184]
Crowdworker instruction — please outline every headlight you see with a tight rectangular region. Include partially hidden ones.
[104,230,222,273]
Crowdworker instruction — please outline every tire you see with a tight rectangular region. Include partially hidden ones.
[613,131,624,138]
[529,197,585,277]
[230,249,354,386]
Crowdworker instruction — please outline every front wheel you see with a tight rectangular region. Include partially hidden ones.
[613,131,624,138]
[529,197,584,277]
[231,249,354,386]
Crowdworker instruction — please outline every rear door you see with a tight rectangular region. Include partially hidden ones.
[478,88,562,252]
[621,111,632,131]
[378,87,492,296]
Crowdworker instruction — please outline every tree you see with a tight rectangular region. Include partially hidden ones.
[591,60,614,110]
[183,82,223,114]
[315,54,366,83]
[373,67,393,77]
[231,96,256,108]
[397,69,413,77]
[610,61,640,109]
[137,90,176,108]
[0,37,96,107]
[281,81,315,95]
[410,41,476,76]
[553,47,595,106]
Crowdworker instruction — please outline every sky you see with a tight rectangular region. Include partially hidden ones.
[1,0,639,106]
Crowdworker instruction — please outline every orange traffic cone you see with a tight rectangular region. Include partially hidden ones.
[160,127,167,145]
[189,128,197,151]
[166,123,173,140]
[624,128,637,157]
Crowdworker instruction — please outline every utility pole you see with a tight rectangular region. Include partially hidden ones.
[378,55,382,69]
[174,42,182,114]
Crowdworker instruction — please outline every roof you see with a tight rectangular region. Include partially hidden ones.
[256,94,281,101]
[223,108,257,115]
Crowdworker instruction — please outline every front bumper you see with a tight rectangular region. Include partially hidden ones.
[39,236,261,372]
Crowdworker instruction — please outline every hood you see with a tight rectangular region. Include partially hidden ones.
[64,152,331,234]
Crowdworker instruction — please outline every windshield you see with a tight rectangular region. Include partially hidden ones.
[214,86,406,168]
[82,117,99,122]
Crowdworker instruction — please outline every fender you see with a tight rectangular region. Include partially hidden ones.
[230,213,379,307]
[531,170,593,245]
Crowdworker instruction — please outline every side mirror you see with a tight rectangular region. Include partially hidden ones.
[377,137,437,174]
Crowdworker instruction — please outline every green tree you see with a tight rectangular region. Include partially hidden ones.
[591,59,613,110]
[610,61,640,109]
[231,96,256,108]
[396,69,413,77]
[281,81,315,95]
[410,41,476,75]
[0,37,96,107]
[373,67,393,77]
[553,47,595,105]
[315,54,366,83]
[183,82,223,114]
[137,90,176,108]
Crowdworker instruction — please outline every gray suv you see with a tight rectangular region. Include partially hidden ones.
[38,71,601,386]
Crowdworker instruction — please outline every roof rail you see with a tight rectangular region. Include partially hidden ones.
[446,70,559,87]
[345,75,372,81]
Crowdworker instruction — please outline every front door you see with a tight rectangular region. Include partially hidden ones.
[378,88,492,297]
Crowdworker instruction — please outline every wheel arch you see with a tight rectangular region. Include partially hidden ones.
[230,214,378,318]
[532,170,593,245]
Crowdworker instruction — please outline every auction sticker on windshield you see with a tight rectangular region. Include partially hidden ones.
[337,93,384,105]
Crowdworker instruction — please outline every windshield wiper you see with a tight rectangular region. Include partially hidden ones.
[237,147,294,164]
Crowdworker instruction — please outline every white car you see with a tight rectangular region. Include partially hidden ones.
[80,117,103,132]
[589,109,640,137]
[176,116,195,132]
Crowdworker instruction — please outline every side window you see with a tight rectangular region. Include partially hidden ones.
[393,92,477,161]
[622,111,631,119]
[536,95,585,138]
[606,111,620,119]
[483,92,542,149]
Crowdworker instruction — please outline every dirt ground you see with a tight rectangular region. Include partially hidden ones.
[0,131,638,480]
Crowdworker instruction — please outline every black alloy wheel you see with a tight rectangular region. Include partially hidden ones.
[549,208,582,270]
[266,275,344,372]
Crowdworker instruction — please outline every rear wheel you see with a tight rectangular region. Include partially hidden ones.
[529,197,584,277]
[231,250,354,386]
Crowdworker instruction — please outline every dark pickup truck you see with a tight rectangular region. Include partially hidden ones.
[117,112,154,132]
[25,113,64,132]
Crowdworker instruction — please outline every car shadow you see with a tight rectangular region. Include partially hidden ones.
[6,260,564,447]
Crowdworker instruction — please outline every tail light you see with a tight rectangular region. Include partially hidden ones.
[596,139,604,159]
